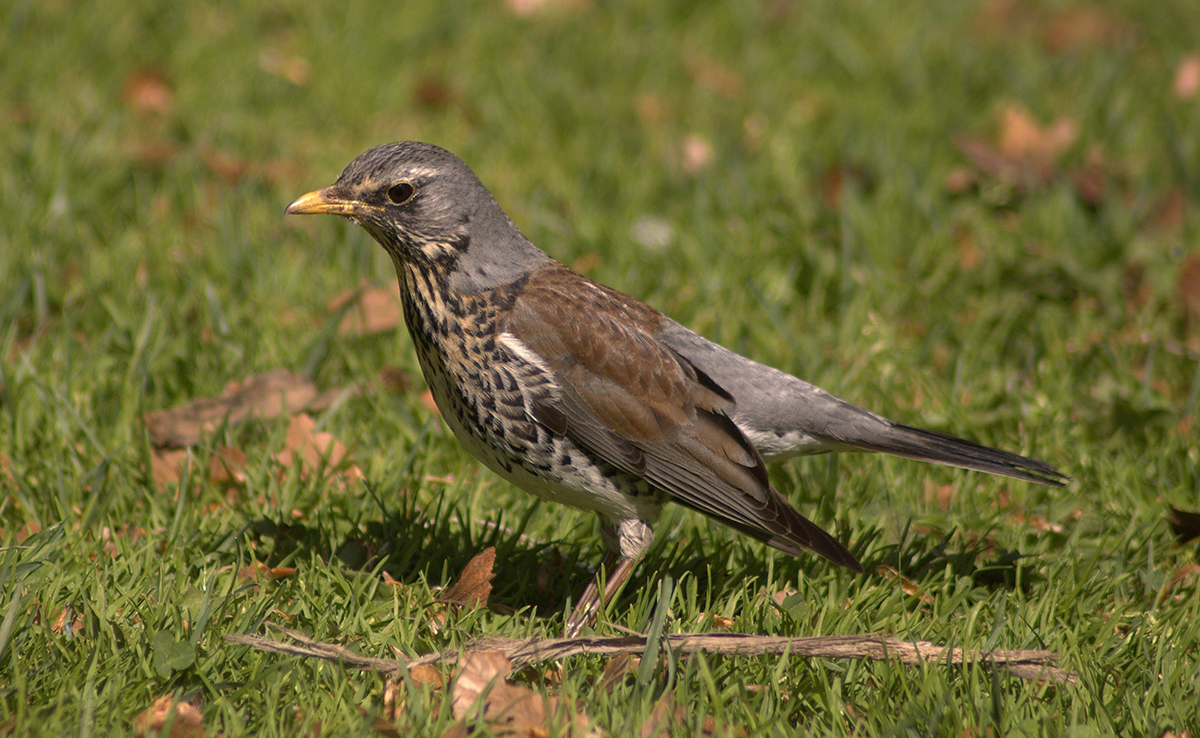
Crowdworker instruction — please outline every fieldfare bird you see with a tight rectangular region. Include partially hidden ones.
[287,142,1066,634]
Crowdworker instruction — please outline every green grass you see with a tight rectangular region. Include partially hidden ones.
[3,0,1199,734]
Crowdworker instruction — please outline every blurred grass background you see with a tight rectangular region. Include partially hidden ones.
[2,0,1199,734]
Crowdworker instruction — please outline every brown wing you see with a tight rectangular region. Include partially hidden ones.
[505,265,862,572]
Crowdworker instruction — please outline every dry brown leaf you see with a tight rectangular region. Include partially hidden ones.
[953,136,1052,191]
[0,453,12,490]
[238,562,298,581]
[440,547,497,609]
[1175,55,1200,99]
[278,413,346,468]
[770,588,797,608]
[599,653,635,693]
[1042,6,1125,53]
[876,565,934,605]
[634,93,669,125]
[451,651,591,735]
[414,77,455,110]
[378,366,414,394]
[1010,511,1063,533]
[924,480,957,511]
[150,448,194,490]
[638,695,680,738]
[955,228,981,271]
[132,696,210,738]
[410,663,445,689]
[51,607,84,639]
[709,614,735,629]
[209,446,247,486]
[451,651,513,717]
[944,167,979,195]
[685,55,744,99]
[145,369,338,448]
[328,282,404,336]
[122,70,174,116]
[638,694,724,738]
[1068,149,1108,207]
[998,105,1076,162]
[1148,189,1188,233]
[1177,254,1200,329]
[276,414,364,485]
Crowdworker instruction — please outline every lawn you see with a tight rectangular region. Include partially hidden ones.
[2,0,1199,734]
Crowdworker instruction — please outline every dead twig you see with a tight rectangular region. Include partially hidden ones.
[226,625,1077,685]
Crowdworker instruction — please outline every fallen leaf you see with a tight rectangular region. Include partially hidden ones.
[132,696,210,738]
[954,136,1048,193]
[410,663,445,689]
[238,562,298,581]
[1010,511,1064,533]
[209,446,247,486]
[924,480,957,511]
[1148,189,1188,233]
[634,93,669,125]
[955,228,981,271]
[1177,254,1200,328]
[440,547,496,609]
[599,653,635,693]
[1068,149,1108,207]
[1042,6,1125,53]
[414,77,455,110]
[875,565,935,605]
[451,651,592,735]
[145,369,340,448]
[1174,55,1200,99]
[1122,262,1149,313]
[276,413,363,485]
[638,694,731,738]
[451,651,513,718]
[150,448,194,490]
[122,70,174,116]
[51,607,85,639]
[328,282,404,336]
[709,614,735,629]
[1167,507,1200,544]
[998,105,1076,162]
[944,167,979,195]
[685,55,743,99]
[378,366,414,394]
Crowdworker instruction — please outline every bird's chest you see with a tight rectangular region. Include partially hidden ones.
[393,268,654,520]
[398,271,549,472]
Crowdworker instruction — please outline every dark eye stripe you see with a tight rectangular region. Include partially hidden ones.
[387,182,415,205]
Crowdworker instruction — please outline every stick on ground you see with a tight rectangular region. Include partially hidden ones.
[226,624,1078,685]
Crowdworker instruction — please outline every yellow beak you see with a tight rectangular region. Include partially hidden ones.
[285,187,360,216]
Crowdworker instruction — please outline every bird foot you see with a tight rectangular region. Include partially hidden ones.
[564,555,636,638]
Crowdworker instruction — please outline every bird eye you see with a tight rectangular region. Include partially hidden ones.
[387,182,415,205]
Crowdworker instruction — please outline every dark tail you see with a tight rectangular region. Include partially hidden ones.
[860,421,1068,486]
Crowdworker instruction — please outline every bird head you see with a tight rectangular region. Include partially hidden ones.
[286,142,546,286]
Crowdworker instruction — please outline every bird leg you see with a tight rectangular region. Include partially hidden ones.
[565,553,637,637]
